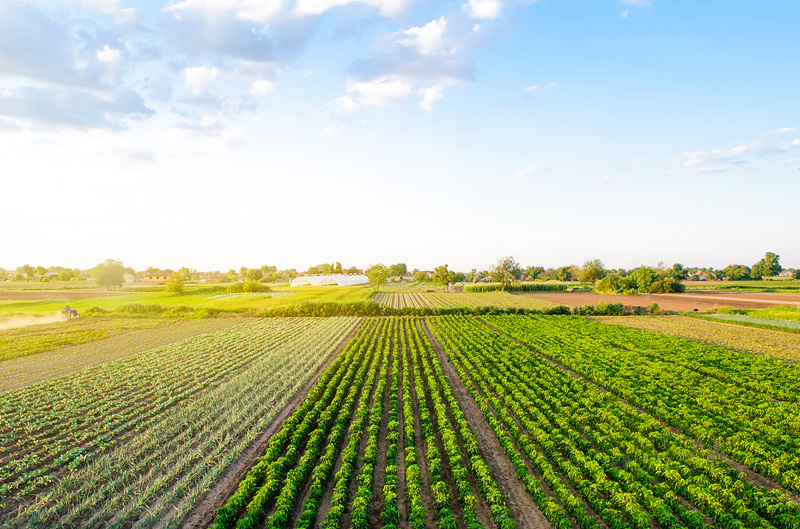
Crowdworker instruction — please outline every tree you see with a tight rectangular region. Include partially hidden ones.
[365,263,390,290]
[667,263,688,280]
[389,263,408,277]
[92,259,126,290]
[432,264,455,286]
[226,269,239,282]
[723,264,751,281]
[414,271,431,282]
[452,272,466,283]
[178,267,196,281]
[489,256,521,291]
[524,266,544,281]
[34,266,47,277]
[633,266,658,293]
[58,269,75,281]
[240,266,249,278]
[334,262,343,274]
[795,270,800,280]
[580,258,605,284]
[596,273,623,294]
[246,269,263,282]
[19,264,34,280]
[166,273,185,293]
[347,266,359,275]
[556,266,571,282]
[752,252,782,278]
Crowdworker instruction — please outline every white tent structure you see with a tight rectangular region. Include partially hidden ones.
[290,274,369,287]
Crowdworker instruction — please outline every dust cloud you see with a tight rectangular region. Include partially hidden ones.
[0,314,65,332]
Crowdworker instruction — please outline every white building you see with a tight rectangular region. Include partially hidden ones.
[290,274,369,287]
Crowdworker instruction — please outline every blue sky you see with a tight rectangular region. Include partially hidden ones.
[0,0,798,272]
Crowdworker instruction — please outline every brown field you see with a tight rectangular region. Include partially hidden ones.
[518,290,800,312]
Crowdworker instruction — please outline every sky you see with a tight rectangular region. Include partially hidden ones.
[0,0,798,273]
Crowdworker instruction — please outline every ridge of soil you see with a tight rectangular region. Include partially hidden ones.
[423,319,551,529]
[180,320,363,529]
[476,316,800,507]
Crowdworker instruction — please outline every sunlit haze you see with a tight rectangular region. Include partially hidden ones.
[1,0,798,272]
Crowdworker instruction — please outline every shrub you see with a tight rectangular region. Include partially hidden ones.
[227,283,244,294]
[242,280,269,293]
[649,303,662,315]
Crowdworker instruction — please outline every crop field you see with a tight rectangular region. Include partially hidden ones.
[693,313,800,333]
[0,317,361,527]
[593,315,800,361]
[3,313,799,529]
[372,292,557,310]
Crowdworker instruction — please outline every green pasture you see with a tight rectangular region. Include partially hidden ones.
[683,279,800,292]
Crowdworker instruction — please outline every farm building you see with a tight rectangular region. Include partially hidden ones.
[779,270,794,277]
[290,274,369,287]
[142,270,174,282]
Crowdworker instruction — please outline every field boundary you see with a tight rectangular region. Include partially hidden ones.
[179,318,365,529]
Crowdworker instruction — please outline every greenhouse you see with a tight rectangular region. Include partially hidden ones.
[290,274,369,287]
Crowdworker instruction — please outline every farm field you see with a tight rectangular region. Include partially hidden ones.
[684,280,800,293]
[3,313,800,528]
[519,291,800,312]
[372,291,557,310]
[0,318,245,391]
[1,317,360,527]
[593,315,800,361]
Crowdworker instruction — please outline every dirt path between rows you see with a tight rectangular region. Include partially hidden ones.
[422,320,551,529]
[180,320,364,529]
[476,317,800,507]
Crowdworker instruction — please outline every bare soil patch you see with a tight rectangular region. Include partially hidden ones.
[518,291,800,311]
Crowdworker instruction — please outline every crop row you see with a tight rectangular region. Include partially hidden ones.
[372,292,555,311]
[5,317,361,528]
[213,316,516,529]
[430,314,800,529]
[488,315,800,491]
[0,318,317,502]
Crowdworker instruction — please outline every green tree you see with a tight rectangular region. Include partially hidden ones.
[489,256,522,291]
[524,266,544,281]
[452,272,466,283]
[432,264,455,286]
[226,269,238,282]
[347,266,359,275]
[389,263,408,277]
[795,270,800,280]
[166,273,185,293]
[633,266,658,293]
[413,271,431,282]
[580,258,605,284]
[365,263,390,290]
[58,269,76,281]
[92,259,126,290]
[723,264,751,281]
[19,264,34,280]
[667,263,688,280]
[333,262,343,274]
[555,266,571,282]
[246,269,263,282]
[34,266,47,277]
[752,252,782,278]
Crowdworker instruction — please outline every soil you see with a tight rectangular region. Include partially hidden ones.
[518,291,800,312]
[180,320,363,529]
[477,317,800,507]
[369,343,394,526]
[423,320,551,529]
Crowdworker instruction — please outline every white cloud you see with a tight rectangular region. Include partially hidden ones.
[517,166,537,177]
[81,0,141,24]
[621,9,629,18]
[164,0,286,24]
[621,0,652,6]
[250,80,277,94]
[675,138,800,168]
[185,66,219,95]
[293,0,415,17]
[523,82,555,93]
[1,90,21,98]
[777,127,797,134]
[322,124,348,137]
[325,95,357,114]
[346,76,412,109]
[96,45,121,64]
[418,85,444,112]
[397,17,448,56]
[465,0,502,19]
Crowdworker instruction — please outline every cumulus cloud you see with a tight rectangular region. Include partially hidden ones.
[0,86,153,129]
[294,0,416,17]
[418,84,444,111]
[397,17,448,56]
[345,76,412,108]
[777,127,797,134]
[185,66,219,95]
[81,0,142,25]
[523,82,555,92]
[465,0,502,20]
[325,95,358,114]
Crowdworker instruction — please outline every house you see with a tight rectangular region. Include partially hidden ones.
[418,271,434,279]
[779,270,794,278]
[401,272,415,282]
[142,270,174,282]
[124,274,143,283]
